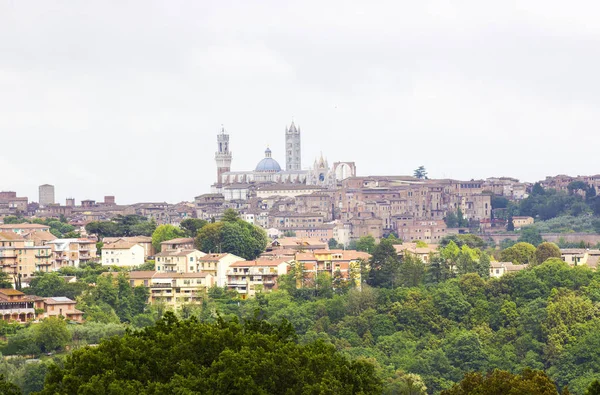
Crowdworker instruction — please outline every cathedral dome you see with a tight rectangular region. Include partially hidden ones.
[255,147,282,172]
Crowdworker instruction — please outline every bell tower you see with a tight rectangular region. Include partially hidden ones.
[215,126,232,185]
[285,121,301,171]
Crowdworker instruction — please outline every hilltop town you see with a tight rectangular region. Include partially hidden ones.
[0,123,599,394]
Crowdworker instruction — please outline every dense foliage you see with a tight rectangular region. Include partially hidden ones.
[151,224,186,252]
[85,215,156,239]
[3,233,600,394]
[195,209,268,260]
[39,313,382,394]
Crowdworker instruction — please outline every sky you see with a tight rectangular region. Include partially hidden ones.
[1,1,599,205]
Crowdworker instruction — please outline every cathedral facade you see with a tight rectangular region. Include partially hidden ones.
[211,122,356,197]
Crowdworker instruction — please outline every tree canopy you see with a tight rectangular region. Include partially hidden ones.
[39,313,382,395]
[151,224,186,252]
[195,209,267,260]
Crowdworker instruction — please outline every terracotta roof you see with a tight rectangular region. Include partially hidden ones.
[23,231,57,242]
[0,289,24,296]
[394,244,437,255]
[198,253,228,262]
[160,238,194,245]
[153,272,211,279]
[295,253,317,261]
[260,249,297,257]
[0,232,24,241]
[44,297,76,305]
[0,223,49,229]
[230,259,291,268]
[561,249,587,254]
[102,240,139,249]
[103,236,153,244]
[155,249,202,257]
[127,271,157,279]
[490,261,512,268]
[296,250,371,261]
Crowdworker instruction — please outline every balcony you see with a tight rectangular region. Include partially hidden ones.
[0,252,16,258]
[0,308,35,315]
[150,283,173,288]
[36,262,52,266]
[36,253,53,258]
[227,280,248,286]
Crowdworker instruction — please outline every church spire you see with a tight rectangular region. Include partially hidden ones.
[285,119,301,171]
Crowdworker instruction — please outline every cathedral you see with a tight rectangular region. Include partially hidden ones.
[211,122,356,197]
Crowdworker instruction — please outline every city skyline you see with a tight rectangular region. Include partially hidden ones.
[2,1,600,203]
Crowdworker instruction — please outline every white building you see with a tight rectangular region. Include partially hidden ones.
[195,253,245,287]
[155,249,206,273]
[101,241,145,267]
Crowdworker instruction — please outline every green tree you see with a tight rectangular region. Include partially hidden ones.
[179,218,207,237]
[518,227,543,246]
[40,313,382,394]
[441,369,559,395]
[151,224,186,252]
[0,375,21,395]
[507,215,515,231]
[501,242,536,264]
[586,380,600,395]
[355,235,377,253]
[367,239,400,288]
[222,208,240,223]
[445,211,459,228]
[413,166,428,179]
[34,317,71,353]
[15,361,48,394]
[535,242,562,265]
[195,216,267,260]
[328,238,339,249]
[399,254,425,287]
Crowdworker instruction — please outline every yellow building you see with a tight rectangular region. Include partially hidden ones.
[113,271,214,309]
[512,216,534,230]
[228,259,292,298]
[0,232,53,279]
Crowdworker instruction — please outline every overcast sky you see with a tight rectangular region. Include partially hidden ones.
[1,1,599,205]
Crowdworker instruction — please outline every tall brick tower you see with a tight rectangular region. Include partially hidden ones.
[215,126,232,185]
[285,121,301,171]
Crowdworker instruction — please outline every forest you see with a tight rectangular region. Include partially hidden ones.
[1,233,600,394]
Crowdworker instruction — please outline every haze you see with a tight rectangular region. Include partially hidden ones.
[1,1,599,204]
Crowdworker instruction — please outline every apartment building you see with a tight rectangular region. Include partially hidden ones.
[227,259,291,298]
[103,236,154,258]
[0,232,53,277]
[155,249,206,273]
[101,241,145,267]
[268,212,325,229]
[295,249,370,286]
[46,238,96,269]
[149,272,214,307]
[160,238,195,251]
[194,253,244,287]
[0,289,35,322]
[289,224,335,242]
[392,216,448,243]
[0,223,51,235]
